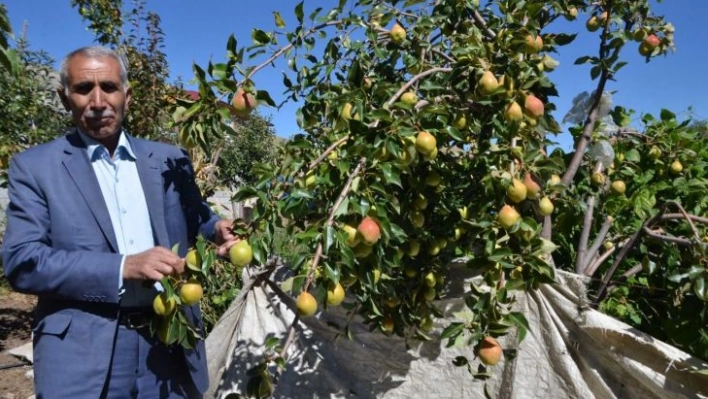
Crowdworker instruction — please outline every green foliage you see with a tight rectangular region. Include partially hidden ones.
[0,39,71,184]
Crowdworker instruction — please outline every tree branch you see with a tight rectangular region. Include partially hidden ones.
[575,196,596,273]
[304,157,367,291]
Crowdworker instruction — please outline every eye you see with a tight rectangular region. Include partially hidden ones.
[100,82,120,93]
[72,82,94,95]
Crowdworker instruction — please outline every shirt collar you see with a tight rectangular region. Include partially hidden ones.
[77,129,137,161]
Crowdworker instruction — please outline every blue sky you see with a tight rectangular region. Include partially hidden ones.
[4,0,706,148]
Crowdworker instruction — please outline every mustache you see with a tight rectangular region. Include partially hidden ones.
[85,110,115,119]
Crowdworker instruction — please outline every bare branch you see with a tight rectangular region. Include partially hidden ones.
[643,227,694,246]
[575,196,596,273]
[582,215,614,273]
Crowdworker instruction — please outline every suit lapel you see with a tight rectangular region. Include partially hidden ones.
[130,136,171,248]
[62,132,119,252]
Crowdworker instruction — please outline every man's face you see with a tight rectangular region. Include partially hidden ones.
[58,54,131,143]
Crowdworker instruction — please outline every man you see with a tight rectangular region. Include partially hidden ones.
[2,46,236,398]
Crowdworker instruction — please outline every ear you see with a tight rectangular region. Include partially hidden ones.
[125,86,132,111]
[57,87,70,112]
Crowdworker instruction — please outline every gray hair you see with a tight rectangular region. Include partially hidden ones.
[59,46,129,92]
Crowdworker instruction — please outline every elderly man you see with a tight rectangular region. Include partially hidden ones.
[2,46,236,398]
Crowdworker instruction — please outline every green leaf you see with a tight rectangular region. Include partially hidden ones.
[506,312,530,343]
[693,277,707,301]
[295,1,304,24]
[273,11,286,28]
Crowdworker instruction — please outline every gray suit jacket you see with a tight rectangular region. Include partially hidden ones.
[2,130,218,397]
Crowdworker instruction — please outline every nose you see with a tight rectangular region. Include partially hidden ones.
[90,86,107,109]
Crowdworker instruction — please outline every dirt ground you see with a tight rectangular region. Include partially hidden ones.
[0,288,35,399]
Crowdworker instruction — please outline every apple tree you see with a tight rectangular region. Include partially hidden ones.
[167,0,706,393]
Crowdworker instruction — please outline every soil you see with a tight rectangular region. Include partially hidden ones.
[0,288,35,399]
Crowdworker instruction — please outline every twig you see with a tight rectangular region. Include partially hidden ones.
[308,135,350,171]
[384,67,453,108]
[471,11,496,40]
[642,227,694,246]
[244,20,342,82]
[304,158,367,290]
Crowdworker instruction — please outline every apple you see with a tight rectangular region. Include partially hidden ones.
[415,131,437,155]
[548,174,562,188]
[326,282,345,306]
[506,178,527,203]
[591,172,606,186]
[423,147,438,162]
[638,42,653,57]
[478,336,502,366]
[407,240,421,257]
[296,291,318,316]
[385,297,401,308]
[425,171,441,187]
[424,272,436,288]
[566,7,578,20]
[353,243,373,258]
[229,240,253,267]
[232,88,257,118]
[498,205,521,229]
[670,160,683,175]
[341,102,360,121]
[644,34,661,49]
[632,28,648,41]
[478,70,499,95]
[610,180,626,195]
[357,216,381,245]
[541,54,559,72]
[180,280,203,306]
[586,15,601,32]
[413,193,428,210]
[341,223,361,247]
[453,114,467,130]
[524,94,544,119]
[538,197,554,216]
[390,23,406,45]
[400,91,418,105]
[458,206,469,220]
[410,211,425,228]
[648,146,661,160]
[422,287,436,301]
[381,316,395,334]
[372,268,381,284]
[504,101,523,122]
[523,34,543,54]
[523,174,541,199]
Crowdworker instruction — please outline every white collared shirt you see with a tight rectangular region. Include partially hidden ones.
[78,130,157,307]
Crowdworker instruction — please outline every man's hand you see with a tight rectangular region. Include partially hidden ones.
[124,247,186,281]
[214,219,240,257]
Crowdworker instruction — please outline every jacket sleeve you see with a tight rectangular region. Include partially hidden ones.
[1,155,123,303]
[173,149,221,245]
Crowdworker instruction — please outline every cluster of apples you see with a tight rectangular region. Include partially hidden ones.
[295,216,381,317]
[498,173,557,231]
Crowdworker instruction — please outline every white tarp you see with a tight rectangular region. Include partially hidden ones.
[206,263,708,398]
